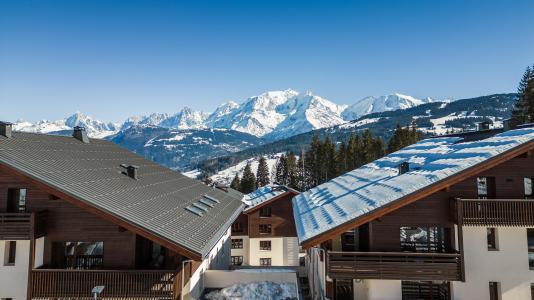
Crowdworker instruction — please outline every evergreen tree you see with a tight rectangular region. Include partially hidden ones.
[335,141,348,175]
[256,156,270,187]
[230,174,241,191]
[240,163,256,193]
[286,152,298,188]
[387,122,423,153]
[275,154,288,185]
[511,65,534,127]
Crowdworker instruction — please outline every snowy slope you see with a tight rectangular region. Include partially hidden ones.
[341,93,444,121]
[208,153,285,184]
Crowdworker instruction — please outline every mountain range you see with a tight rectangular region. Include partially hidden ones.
[12,89,443,140]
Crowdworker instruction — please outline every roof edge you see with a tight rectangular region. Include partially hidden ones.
[298,138,534,249]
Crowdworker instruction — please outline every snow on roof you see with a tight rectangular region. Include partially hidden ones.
[243,185,288,211]
[292,128,534,244]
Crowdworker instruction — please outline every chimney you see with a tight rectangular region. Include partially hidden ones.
[477,121,491,131]
[398,162,410,175]
[0,121,13,138]
[73,126,90,143]
[121,164,139,180]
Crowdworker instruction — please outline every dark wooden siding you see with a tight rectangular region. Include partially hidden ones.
[247,193,297,238]
[0,166,147,269]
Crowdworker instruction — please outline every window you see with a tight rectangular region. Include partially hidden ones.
[57,241,104,269]
[260,240,271,250]
[259,224,272,234]
[260,258,271,266]
[4,241,16,266]
[231,256,243,266]
[232,222,243,233]
[400,227,447,253]
[531,283,534,300]
[7,188,27,213]
[259,207,272,218]
[489,282,500,300]
[528,229,534,269]
[477,177,495,199]
[231,239,243,249]
[487,228,498,251]
[526,178,533,199]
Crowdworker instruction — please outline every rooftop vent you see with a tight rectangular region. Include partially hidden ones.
[185,194,219,217]
[477,121,491,131]
[0,121,13,138]
[120,164,139,180]
[398,162,410,175]
[73,126,90,143]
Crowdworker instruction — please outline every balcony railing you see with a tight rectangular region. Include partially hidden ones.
[0,211,47,240]
[29,269,181,299]
[457,198,534,226]
[327,251,462,281]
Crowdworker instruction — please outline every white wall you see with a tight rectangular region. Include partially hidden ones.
[365,280,402,300]
[453,226,534,300]
[184,227,232,300]
[0,240,30,300]
[249,237,284,266]
[230,235,249,265]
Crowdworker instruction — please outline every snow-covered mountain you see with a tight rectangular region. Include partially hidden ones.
[12,90,444,140]
[13,112,119,138]
[341,93,444,121]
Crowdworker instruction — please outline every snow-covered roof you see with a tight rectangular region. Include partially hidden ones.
[243,185,293,212]
[292,127,534,245]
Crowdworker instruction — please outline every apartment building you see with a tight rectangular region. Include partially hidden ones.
[0,123,244,300]
[230,185,301,267]
[292,125,534,300]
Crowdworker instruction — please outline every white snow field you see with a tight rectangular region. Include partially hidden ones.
[292,127,534,244]
[204,281,298,300]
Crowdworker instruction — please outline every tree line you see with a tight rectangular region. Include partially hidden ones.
[510,64,534,128]
[230,125,422,193]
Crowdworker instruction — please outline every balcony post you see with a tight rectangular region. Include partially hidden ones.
[455,198,466,282]
[26,213,36,300]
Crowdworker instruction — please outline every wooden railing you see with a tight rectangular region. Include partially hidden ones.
[30,269,181,299]
[0,211,47,240]
[457,198,534,226]
[327,251,462,281]
[65,254,104,269]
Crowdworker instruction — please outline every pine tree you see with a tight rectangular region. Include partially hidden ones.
[275,154,288,185]
[511,65,534,127]
[230,174,241,191]
[256,156,270,187]
[240,163,256,193]
[286,152,298,188]
[335,141,347,175]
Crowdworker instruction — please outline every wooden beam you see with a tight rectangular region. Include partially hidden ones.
[301,142,534,249]
[0,163,203,261]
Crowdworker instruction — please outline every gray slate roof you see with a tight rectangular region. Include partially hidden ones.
[0,132,244,259]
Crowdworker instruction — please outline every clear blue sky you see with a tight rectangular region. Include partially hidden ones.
[1,0,533,122]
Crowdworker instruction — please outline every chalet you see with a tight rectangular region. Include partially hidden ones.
[0,124,244,300]
[293,125,534,300]
[230,185,301,267]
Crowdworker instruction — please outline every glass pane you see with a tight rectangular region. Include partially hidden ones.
[477,177,488,196]
[525,178,533,197]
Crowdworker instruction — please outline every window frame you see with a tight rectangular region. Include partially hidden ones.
[231,238,243,249]
[259,224,272,235]
[525,177,533,199]
[232,222,243,233]
[259,207,272,218]
[489,281,500,300]
[4,241,16,266]
[260,240,272,251]
[260,258,272,266]
[231,256,243,266]
[487,228,499,251]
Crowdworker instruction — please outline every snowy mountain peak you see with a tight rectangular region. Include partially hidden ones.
[341,93,438,121]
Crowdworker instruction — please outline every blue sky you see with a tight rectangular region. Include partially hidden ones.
[1,0,533,122]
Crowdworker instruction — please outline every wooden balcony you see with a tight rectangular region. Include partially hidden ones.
[457,198,534,226]
[29,269,182,299]
[327,251,463,281]
[0,211,47,240]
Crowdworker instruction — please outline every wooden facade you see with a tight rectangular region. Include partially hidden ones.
[0,163,200,299]
[246,192,298,238]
